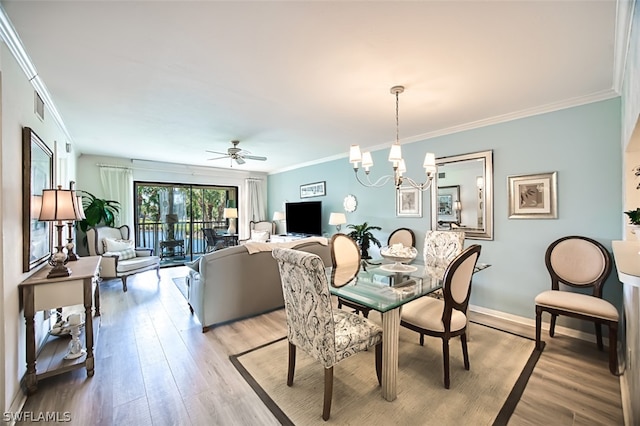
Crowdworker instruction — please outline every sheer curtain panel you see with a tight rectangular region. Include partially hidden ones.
[99,166,133,231]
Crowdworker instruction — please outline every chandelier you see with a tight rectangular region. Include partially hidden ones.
[349,86,436,191]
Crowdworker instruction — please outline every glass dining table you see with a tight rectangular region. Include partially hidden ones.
[327,261,490,402]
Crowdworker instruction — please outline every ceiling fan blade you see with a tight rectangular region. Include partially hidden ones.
[235,157,246,165]
[242,155,267,161]
[206,150,227,155]
[207,156,228,161]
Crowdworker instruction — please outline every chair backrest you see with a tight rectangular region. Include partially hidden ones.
[203,228,223,249]
[87,225,130,256]
[441,244,482,328]
[250,220,276,235]
[330,233,361,287]
[388,228,416,247]
[272,248,336,368]
[423,230,465,268]
[545,236,612,297]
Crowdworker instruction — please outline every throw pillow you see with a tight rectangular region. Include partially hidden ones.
[185,258,200,272]
[103,248,136,260]
[103,237,134,253]
[250,230,270,242]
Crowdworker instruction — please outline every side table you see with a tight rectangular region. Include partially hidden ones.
[19,256,101,394]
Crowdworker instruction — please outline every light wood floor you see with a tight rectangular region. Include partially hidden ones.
[17,266,624,425]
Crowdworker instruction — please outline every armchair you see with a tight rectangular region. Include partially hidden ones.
[239,220,277,243]
[87,225,160,292]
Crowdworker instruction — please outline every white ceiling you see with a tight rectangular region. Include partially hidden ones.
[2,1,621,173]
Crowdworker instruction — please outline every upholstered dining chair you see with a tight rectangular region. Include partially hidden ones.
[331,234,372,318]
[388,227,416,247]
[535,235,620,375]
[423,230,465,268]
[272,248,382,421]
[400,244,481,389]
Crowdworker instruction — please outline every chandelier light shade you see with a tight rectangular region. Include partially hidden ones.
[39,185,83,278]
[349,85,437,191]
[328,212,347,232]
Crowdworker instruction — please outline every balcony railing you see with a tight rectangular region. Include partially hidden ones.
[134,220,228,260]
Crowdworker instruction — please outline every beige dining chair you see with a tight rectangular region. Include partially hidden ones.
[400,244,481,389]
[535,235,620,375]
[272,247,382,421]
[388,227,416,247]
[331,234,373,318]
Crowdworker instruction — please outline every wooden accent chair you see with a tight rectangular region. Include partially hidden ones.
[272,248,382,421]
[388,227,416,247]
[331,234,372,318]
[87,225,160,292]
[401,244,482,389]
[535,235,620,375]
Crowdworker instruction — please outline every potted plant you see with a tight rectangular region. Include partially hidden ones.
[77,191,121,248]
[346,222,382,259]
[624,208,640,239]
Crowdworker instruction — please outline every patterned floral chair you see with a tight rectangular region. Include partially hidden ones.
[401,245,482,389]
[424,230,465,299]
[272,248,383,421]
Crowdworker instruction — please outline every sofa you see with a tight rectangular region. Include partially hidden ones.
[186,237,331,332]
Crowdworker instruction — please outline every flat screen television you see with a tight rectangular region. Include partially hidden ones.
[285,201,322,236]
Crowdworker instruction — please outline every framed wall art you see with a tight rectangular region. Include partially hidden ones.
[396,186,422,217]
[508,171,557,219]
[22,127,53,271]
[300,181,326,198]
[437,185,460,223]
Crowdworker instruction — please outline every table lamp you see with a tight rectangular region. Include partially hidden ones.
[66,184,86,261]
[329,212,347,232]
[223,207,238,235]
[39,185,83,278]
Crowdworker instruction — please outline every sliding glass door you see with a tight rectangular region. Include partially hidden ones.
[134,182,237,265]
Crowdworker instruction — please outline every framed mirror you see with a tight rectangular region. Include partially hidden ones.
[431,150,493,240]
[22,127,53,271]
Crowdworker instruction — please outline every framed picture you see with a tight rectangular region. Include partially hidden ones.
[508,172,558,219]
[22,127,53,271]
[437,185,460,223]
[396,187,422,217]
[300,181,326,198]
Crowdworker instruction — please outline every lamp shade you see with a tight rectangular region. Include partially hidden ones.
[223,208,238,219]
[328,212,347,226]
[349,145,362,164]
[272,211,285,221]
[39,186,81,221]
[75,194,86,220]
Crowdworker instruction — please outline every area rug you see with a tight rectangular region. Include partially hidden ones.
[172,276,188,299]
[230,322,540,425]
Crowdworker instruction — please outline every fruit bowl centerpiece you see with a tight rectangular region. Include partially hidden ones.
[380,244,418,272]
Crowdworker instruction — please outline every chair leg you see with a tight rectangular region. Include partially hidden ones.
[419,333,424,346]
[121,276,128,292]
[375,342,382,385]
[535,306,543,350]
[363,309,369,319]
[155,265,161,280]
[609,322,619,375]
[337,299,343,309]
[461,333,470,370]
[287,342,296,386]
[549,314,557,337]
[595,322,604,351]
[323,367,333,421]
[442,338,450,389]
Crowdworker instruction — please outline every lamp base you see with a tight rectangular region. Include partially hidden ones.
[47,261,72,278]
[227,219,237,235]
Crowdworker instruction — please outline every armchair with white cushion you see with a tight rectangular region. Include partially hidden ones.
[239,220,276,244]
[87,225,161,292]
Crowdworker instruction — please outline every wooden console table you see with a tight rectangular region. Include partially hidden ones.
[19,256,101,394]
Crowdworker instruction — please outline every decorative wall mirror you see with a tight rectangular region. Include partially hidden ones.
[431,150,493,240]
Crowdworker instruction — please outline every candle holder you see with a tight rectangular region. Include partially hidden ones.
[64,314,85,360]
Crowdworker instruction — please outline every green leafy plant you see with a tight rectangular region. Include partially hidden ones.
[624,208,640,225]
[347,222,382,259]
[77,191,121,234]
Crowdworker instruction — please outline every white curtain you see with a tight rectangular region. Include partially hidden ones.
[246,179,266,223]
[99,166,133,232]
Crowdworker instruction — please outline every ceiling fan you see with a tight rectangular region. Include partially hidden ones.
[206,140,267,166]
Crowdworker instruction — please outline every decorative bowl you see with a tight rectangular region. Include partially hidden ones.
[380,245,417,264]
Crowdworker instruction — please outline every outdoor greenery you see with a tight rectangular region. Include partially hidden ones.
[347,222,382,259]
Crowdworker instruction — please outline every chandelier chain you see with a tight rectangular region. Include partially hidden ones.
[395,90,400,144]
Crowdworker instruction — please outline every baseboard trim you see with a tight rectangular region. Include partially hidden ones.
[469,304,602,345]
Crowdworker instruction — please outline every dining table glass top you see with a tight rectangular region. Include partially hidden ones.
[327,260,490,313]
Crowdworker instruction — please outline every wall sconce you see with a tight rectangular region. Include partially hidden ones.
[329,212,347,232]
[223,207,238,235]
[454,200,462,224]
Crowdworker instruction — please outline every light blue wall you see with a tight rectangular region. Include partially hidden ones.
[268,98,623,320]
